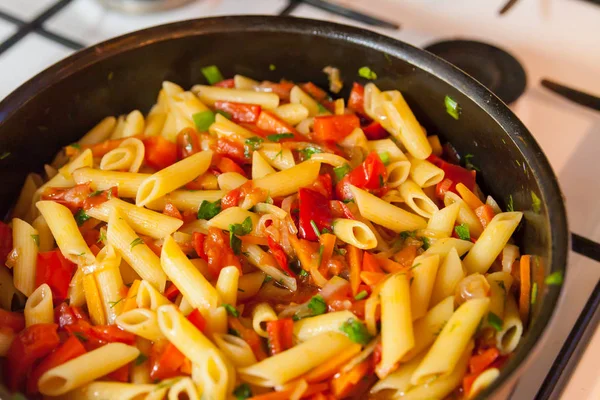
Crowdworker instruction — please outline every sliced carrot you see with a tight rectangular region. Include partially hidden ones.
[289,235,319,272]
[180,358,192,375]
[392,245,418,269]
[360,271,386,286]
[241,236,269,246]
[519,255,531,324]
[330,359,370,398]
[376,257,407,274]
[362,252,383,273]
[303,343,361,383]
[318,233,337,270]
[456,182,484,210]
[469,347,499,375]
[462,372,478,396]
[347,246,363,296]
[475,204,495,229]
[249,382,328,400]
[121,280,141,313]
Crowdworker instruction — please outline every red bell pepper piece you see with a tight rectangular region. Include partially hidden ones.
[150,341,186,381]
[143,136,177,170]
[27,335,86,394]
[0,221,12,266]
[428,154,476,200]
[214,101,261,124]
[298,188,332,242]
[0,309,25,332]
[36,250,76,302]
[267,237,296,277]
[106,364,129,382]
[347,82,365,115]
[213,78,235,88]
[469,347,500,375]
[256,110,298,136]
[164,283,180,302]
[313,114,360,142]
[301,82,328,101]
[41,183,92,212]
[5,324,60,391]
[214,155,246,176]
[163,202,183,220]
[54,302,88,328]
[348,152,388,191]
[64,320,135,347]
[216,138,249,164]
[308,174,333,200]
[176,128,201,160]
[258,81,295,101]
[362,121,388,140]
[187,309,206,333]
[329,200,355,220]
[266,319,294,355]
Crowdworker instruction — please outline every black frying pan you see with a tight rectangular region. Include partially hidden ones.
[0,16,568,399]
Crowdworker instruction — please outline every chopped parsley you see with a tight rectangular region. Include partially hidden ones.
[444,95,460,120]
[197,199,221,220]
[310,220,321,238]
[31,234,39,247]
[97,230,107,243]
[507,195,514,212]
[298,146,322,161]
[421,237,431,250]
[272,150,283,160]
[223,304,239,317]
[269,64,276,71]
[531,191,541,213]
[0,152,10,160]
[267,133,295,142]
[229,217,253,255]
[307,295,327,316]
[333,164,351,182]
[192,110,216,132]
[130,237,144,249]
[497,280,506,293]
[487,312,503,331]
[317,103,329,114]
[318,244,324,266]
[400,230,416,240]
[234,383,253,399]
[228,328,241,337]
[339,318,372,345]
[135,353,148,366]
[69,143,81,150]
[201,65,224,85]
[244,136,264,157]
[454,223,471,241]
[264,275,273,283]
[354,290,368,301]
[215,110,232,120]
[88,190,104,197]
[463,154,480,171]
[378,152,391,166]
[358,66,377,80]
[531,282,538,305]
[299,269,309,278]
[545,271,563,285]
[109,297,126,308]
[74,209,90,226]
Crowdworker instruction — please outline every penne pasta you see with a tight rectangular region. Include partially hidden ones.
[252,303,278,338]
[116,308,165,341]
[11,218,39,295]
[193,85,280,109]
[293,310,355,342]
[73,168,150,198]
[79,116,117,146]
[399,180,440,218]
[24,283,54,326]
[410,254,440,320]
[253,161,321,198]
[430,247,465,307]
[332,218,377,249]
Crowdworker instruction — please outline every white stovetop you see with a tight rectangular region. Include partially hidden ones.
[0,0,598,398]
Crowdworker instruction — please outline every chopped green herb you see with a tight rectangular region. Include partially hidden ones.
[342,198,355,204]
[307,295,327,316]
[488,312,503,331]
[318,244,324,266]
[358,66,377,80]
[223,304,239,317]
[298,146,323,161]
[229,217,253,255]
[215,110,232,120]
[354,290,368,301]
[135,353,148,366]
[310,220,321,238]
[31,234,39,247]
[531,191,541,213]
[272,150,283,160]
[234,383,253,400]
[269,64,276,71]
[299,269,309,278]
[454,223,471,241]
[108,297,125,308]
[0,152,11,160]
[333,164,351,182]
[201,65,224,85]
[192,110,216,132]
[317,103,329,114]
[379,174,384,188]
[507,195,514,212]
[409,263,421,270]
[531,282,538,305]
[97,230,107,243]
[88,190,104,197]
[73,331,88,342]
[69,143,81,150]
[497,280,506,293]
[334,247,347,256]
[197,199,221,220]
[130,237,144,249]
[421,237,431,250]
[244,136,264,157]
[463,154,480,171]
[545,271,563,285]
[433,322,446,336]
[444,95,460,120]
[267,133,295,142]
[339,318,372,345]
[74,209,90,226]
[378,152,391,166]
[11,393,27,400]
[264,275,273,283]
[400,230,416,240]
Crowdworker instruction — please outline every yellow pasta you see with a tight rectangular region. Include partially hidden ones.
[444,192,484,238]
[399,180,440,218]
[427,203,461,238]
[430,247,465,307]
[73,168,150,198]
[496,294,523,355]
[213,333,257,367]
[11,218,39,296]
[252,303,278,338]
[24,283,54,326]
[408,155,445,187]
[290,85,320,116]
[253,160,320,198]
[217,172,248,191]
[332,218,377,249]
[116,308,165,341]
[273,103,309,125]
[146,189,225,212]
[136,280,171,310]
[409,254,440,320]
[293,310,355,342]
[94,245,125,324]
[32,215,54,252]
[252,150,277,179]
[193,85,280,109]
[216,266,239,306]
[83,273,106,325]
[78,116,117,146]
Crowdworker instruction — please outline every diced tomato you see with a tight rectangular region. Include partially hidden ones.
[192,232,207,261]
[256,110,298,136]
[41,183,92,212]
[0,221,12,266]
[267,237,296,277]
[83,187,118,210]
[469,347,500,375]
[214,101,261,124]
[36,250,77,302]
[362,121,388,140]
[187,309,206,333]
[64,320,135,347]
[221,187,242,210]
[216,138,249,164]
[143,136,177,170]
[266,319,294,355]
[163,202,183,220]
[258,81,295,101]
[27,335,86,394]
[214,155,246,176]
[329,200,355,220]
[475,204,495,229]
[141,235,162,257]
[106,364,129,382]
[313,114,360,142]
[298,188,332,242]
[164,283,180,302]
[372,342,383,367]
[203,227,229,279]
[301,82,328,101]
[343,152,388,194]
[308,174,333,200]
[213,78,235,88]
[5,323,60,391]
[176,128,201,159]
[428,154,476,200]
[0,309,25,332]
[347,82,365,115]
[54,303,88,328]
[150,340,186,381]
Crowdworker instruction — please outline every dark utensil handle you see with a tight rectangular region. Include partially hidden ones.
[541,79,600,112]
[301,0,400,29]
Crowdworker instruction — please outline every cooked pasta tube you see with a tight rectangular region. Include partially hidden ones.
[146,189,225,212]
[367,139,407,162]
[423,238,473,259]
[208,207,259,233]
[234,74,259,89]
[309,152,350,168]
[427,203,461,238]
[332,218,377,249]
[243,243,297,291]
[36,202,95,266]
[38,343,140,396]
[59,149,93,179]
[411,298,490,385]
[100,137,145,173]
[167,377,200,400]
[444,192,484,238]
[193,85,280,109]
[83,273,106,325]
[273,103,309,125]
[350,185,427,232]
[32,215,54,252]
[252,303,278,338]
[136,280,170,310]
[290,85,320,116]
[238,332,353,386]
[468,368,500,399]
[399,180,440,218]
[209,113,255,141]
[252,150,276,179]
[237,271,266,301]
[87,198,182,239]
[408,155,445,188]
[73,168,151,198]
[218,172,248,191]
[136,150,213,207]
[409,254,440,320]
[66,382,158,400]
[79,116,116,146]
[68,268,86,307]
[24,283,54,326]
[386,160,412,188]
[216,266,239,306]
[371,351,424,395]
[486,271,513,320]
[253,161,321,198]
[430,247,465,307]
[116,308,165,342]
[11,218,39,296]
[462,212,523,274]
[94,246,125,324]
[293,310,355,342]
[496,295,523,355]
[213,333,257,367]
[161,235,220,310]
